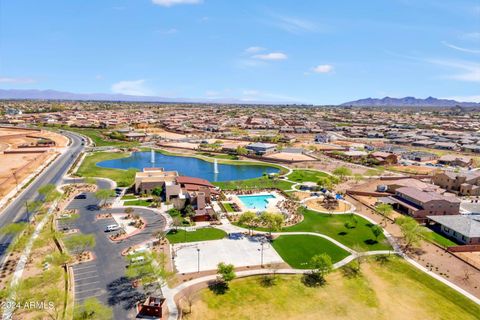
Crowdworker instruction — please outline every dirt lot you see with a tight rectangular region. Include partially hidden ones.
[0,128,66,199]
[389,165,438,175]
[265,152,316,161]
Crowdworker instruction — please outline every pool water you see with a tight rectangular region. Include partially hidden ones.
[238,194,276,211]
[96,151,279,182]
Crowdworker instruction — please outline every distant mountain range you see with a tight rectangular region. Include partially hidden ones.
[341,96,480,107]
[0,89,294,105]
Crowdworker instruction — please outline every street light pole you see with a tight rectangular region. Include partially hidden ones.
[260,242,264,267]
[197,248,200,273]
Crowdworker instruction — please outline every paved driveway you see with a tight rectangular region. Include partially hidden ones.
[64,189,166,320]
[173,237,284,274]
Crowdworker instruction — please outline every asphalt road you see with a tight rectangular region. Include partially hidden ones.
[0,131,85,266]
[65,188,166,320]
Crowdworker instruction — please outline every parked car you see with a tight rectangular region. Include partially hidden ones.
[105,224,121,232]
[86,204,100,211]
[74,194,87,199]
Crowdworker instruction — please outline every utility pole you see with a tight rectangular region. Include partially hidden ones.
[197,248,200,273]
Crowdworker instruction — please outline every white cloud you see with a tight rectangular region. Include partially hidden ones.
[245,46,265,54]
[461,32,480,41]
[152,0,201,7]
[157,28,178,35]
[427,58,480,82]
[312,64,334,73]
[0,77,35,84]
[253,52,287,61]
[111,79,153,96]
[441,41,480,54]
[270,15,318,34]
[442,95,480,103]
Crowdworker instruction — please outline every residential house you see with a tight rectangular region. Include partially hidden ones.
[246,143,276,155]
[389,186,460,219]
[427,215,480,244]
[437,155,473,167]
[432,171,480,196]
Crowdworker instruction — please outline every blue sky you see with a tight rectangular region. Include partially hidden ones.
[0,0,479,104]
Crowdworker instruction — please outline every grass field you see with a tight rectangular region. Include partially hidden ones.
[186,256,480,320]
[65,127,139,147]
[287,169,331,183]
[76,152,137,187]
[121,194,137,200]
[213,177,294,191]
[222,203,235,212]
[272,235,350,268]
[283,209,391,251]
[422,227,457,248]
[123,199,152,207]
[166,228,227,243]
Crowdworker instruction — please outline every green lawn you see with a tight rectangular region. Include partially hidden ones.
[76,152,137,187]
[123,199,152,207]
[222,203,235,212]
[121,194,137,200]
[422,227,457,248]
[189,256,480,320]
[166,228,226,243]
[199,152,239,160]
[283,209,392,251]
[272,235,350,268]
[287,169,331,183]
[213,177,294,191]
[65,127,139,147]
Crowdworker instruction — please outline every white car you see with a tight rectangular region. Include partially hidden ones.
[105,224,121,232]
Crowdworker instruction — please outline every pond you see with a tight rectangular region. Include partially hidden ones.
[96,151,280,182]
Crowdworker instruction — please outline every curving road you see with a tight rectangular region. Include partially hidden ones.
[0,131,85,266]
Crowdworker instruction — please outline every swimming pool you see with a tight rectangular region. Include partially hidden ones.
[238,194,276,211]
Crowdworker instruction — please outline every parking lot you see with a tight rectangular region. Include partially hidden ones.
[72,261,105,304]
[173,236,284,273]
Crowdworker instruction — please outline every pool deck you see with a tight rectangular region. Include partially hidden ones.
[226,191,284,214]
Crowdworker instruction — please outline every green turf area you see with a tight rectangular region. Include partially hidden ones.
[222,203,235,212]
[123,199,152,207]
[121,194,137,200]
[283,209,392,251]
[65,127,139,147]
[422,227,457,247]
[189,256,480,320]
[76,152,137,187]
[287,169,331,183]
[213,177,294,191]
[272,235,350,268]
[166,228,226,243]
[199,152,239,160]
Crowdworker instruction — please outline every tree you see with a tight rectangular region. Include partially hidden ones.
[332,166,352,180]
[38,184,62,202]
[237,211,258,235]
[353,173,363,183]
[125,207,135,215]
[64,233,96,257]
[172,216,182,231]
[396,216,427,250]
[95,189,115,207]
[151,186,163,197]
[303,253,333,287]
[73,297,113,320]
[125,252,172,295]
[0,222,28,236]
[371,225,383,240]
[317,177,333,190]
[236,146,248,156]
[375,203,393,226]
[259,212,284,235]
[184,205,195,219]
[217,262,236,283]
